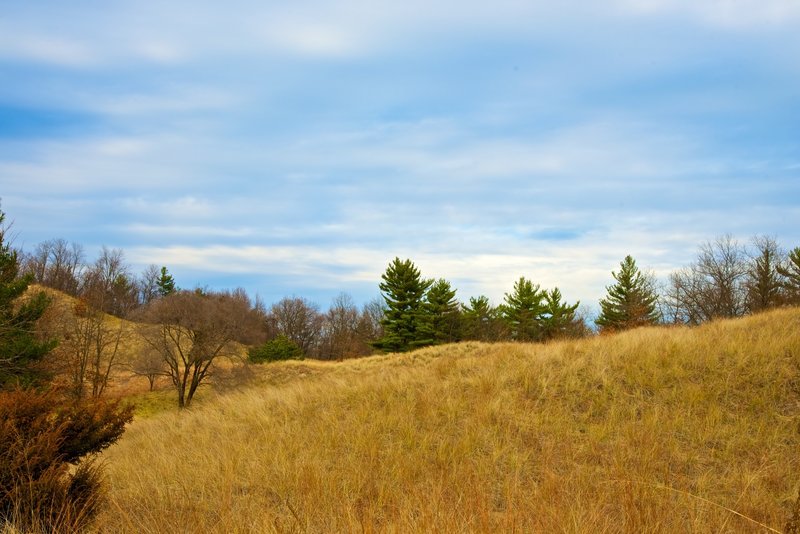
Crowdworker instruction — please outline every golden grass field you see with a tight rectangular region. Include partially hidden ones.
[93,308,800,533]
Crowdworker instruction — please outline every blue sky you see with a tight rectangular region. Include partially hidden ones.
[2,1,799,311]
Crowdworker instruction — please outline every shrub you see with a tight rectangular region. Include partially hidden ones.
[0,388,133,533]
[249,335,304,363]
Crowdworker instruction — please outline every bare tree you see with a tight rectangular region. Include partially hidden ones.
[665,235,749,324]
[22,238,84,295]
[130,346,167,391]
[46,298,123,399]
[225,287,267,345]
[268,297,323,357]
[138,264,161,306]
[358,297,385,344]
[319,293,362,360]
[139,290,253,408]
[82,247,138,317]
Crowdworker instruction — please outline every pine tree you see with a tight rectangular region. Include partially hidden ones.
[422,278,460,345]
[501,277,545,341]
[595,255,660,332]
[156,266,176,297]
[745,237,782,312]
[778,247,800,305]
[376,258,432,352]
[462,296,504,341]
[0,210,57,388]
[540,287,580,340]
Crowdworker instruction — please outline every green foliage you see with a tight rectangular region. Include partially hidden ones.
[0,388,133,532]
[376,258,433,352]
[461,295,506,341]
[156,266,176,297]
[500,278,581,342]
[541,287,581,339]
[596,255,660,332]
[421,278,461,345]
[249,335,304,363]
[501,277,546,341]
[745,237,783,312]
[778,247,800,305]
[0,210,57,388]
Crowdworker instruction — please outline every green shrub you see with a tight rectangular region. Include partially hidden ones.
[0,388,133,533]
[249,335,304,363]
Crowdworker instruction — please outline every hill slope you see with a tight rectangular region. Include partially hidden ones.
[97,308,800,533]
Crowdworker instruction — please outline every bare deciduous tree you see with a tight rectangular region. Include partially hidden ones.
[22,238,84,295]
[46,298,124,399]
[319,293,362,360]
[82,247,138,317]
[130,346,166,391]
[665,235,749,324]
[357,297,385,346]
[139,290,254,408]
[138,264,161,306]
[268,297,323,357]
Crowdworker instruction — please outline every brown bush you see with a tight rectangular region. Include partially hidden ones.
[0,388,133,532]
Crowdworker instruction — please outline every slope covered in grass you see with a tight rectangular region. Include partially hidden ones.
[97,308,800,533]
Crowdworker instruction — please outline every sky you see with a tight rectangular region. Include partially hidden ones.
[1,0,799,312]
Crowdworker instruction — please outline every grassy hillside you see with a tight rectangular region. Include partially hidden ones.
[96,308,800,533]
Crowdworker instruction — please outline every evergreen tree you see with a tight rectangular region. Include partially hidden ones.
[778,247,800,305]
[462,296,505,341]
[0,210,57,388]
[745,237,782,312]
[422,278,460,345]
[596,255,660,332]
[540,287,581,340]
[376,258,432,352]
[156,266,176,297]
[501,277,545,341]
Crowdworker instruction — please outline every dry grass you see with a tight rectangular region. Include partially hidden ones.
[95,308,800,533]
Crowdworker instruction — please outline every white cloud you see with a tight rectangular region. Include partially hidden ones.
[2,0,795,72]
[121,224,255,238]
[614,0,800,29]
[133,41,186,64]
[258,23,362,58]
[0,32,97,67]
[82,87,239,117]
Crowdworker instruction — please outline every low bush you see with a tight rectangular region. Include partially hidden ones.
[248,335,304,363]
[0,388,133,533]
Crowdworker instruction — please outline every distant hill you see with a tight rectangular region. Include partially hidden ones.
[95,307,800,532]
[27,285,247,399]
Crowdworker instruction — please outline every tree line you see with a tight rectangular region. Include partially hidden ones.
[16,233,800,363]
[374,234,800,350]
[7,220,800,411]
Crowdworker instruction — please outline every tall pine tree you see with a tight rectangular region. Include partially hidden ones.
[595,255,660,332]
[540,287,580,340]
[376,258,432,352]
[501,277,546,341]
[462,296,505,341]
[745,237,782,312]
[422,278,460,345]
[156,266,176,297]
[0,210,56,387]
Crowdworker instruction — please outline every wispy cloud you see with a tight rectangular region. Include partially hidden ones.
[2,0,798,307]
